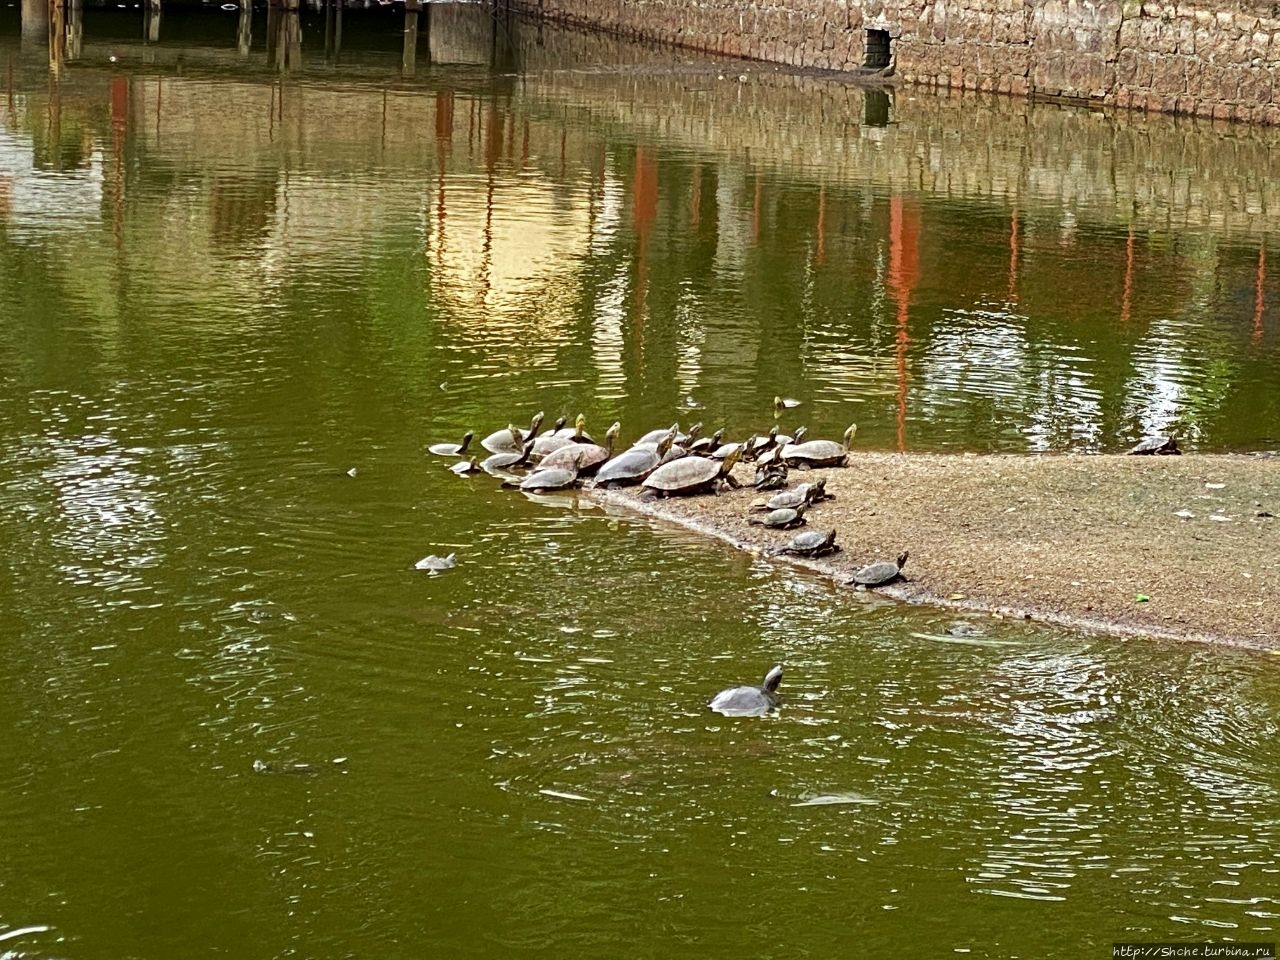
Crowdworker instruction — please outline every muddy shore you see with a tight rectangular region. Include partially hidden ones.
[590,453,1280,649]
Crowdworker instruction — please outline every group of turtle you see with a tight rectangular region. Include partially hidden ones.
[427,409,910,591]
[426,411,860,498]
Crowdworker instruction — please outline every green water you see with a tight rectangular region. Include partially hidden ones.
[2,6,1280,958]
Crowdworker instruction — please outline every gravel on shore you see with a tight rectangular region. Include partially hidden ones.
[591,453,1280,649]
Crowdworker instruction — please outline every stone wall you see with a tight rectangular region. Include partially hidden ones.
[511,0,1280,123]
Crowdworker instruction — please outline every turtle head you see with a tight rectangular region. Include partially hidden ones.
[657,426,678,456]
[604,421,621,451]
[461,430,474,445]
[719,443,743,474]
[843,424,858,449]
[519,437,537,463]
[773,395,784,415]
[527,411,545,436]
[551,415,567,433]
[685,422,703,445]
[574,413,587,436]
[762,664,783,694]
[792,425,807,445]
[506,423,521,443]
[768,426,779,442]
[896,550,909,570]
[709,427,725,446]
[812,478,826,500]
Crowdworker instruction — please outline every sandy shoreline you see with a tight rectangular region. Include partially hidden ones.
[589,452,1280,649]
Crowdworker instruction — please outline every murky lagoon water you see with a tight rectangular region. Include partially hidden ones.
[2,5,1280,957]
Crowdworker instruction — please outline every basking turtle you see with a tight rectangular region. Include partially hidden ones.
[783,424,857,469]
[753,464,789,490]
[708,664,783,718]
[544,412,593,445]
[633,423,679,450]
[509,452,585,492]
[850,550,909,587]
[449,457,481,475]
[751,480,822,513]
[711,438,740,460]
[595,434,674,488]
[539,422,620,475]
[481,412,544,455]
[481,438,536,474]
[642,445,741,498]
[427,431,474,457]
[689,427,725,456]
[773,528,839,558]
[1128,435,1181,456]
[748,505,807,529]
[743,426,780,462]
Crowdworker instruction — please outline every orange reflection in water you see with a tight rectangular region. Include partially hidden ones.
[888,194,920,452]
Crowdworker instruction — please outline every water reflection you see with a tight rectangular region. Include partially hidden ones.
[3,14,1280,955]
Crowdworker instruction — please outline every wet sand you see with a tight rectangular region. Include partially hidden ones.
[591,453,1280,649]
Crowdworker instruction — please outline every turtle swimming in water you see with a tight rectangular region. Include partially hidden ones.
[773,528,839,558]
[850,550,909,587]
[708,664,783,718]
[449,457,481,475]
[1127,435,1181,456]
[427,431,474,458]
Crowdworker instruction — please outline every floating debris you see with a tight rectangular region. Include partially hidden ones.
[414,553,457,572]
[791,791,876,807]
[539,788,592,802]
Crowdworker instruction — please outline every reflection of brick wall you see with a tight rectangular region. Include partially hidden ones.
[512,0,1280,124]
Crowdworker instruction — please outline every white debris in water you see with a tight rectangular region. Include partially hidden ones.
[539,789,592,803]
[1208,514,1233,522]
[1173,509,1195,519]
[1205,482,1226,489]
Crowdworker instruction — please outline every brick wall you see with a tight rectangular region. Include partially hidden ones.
[511,0,1280,122]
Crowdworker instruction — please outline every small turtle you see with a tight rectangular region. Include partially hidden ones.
[449,457,481,475]
[783,424,857,469]
[414,553,457,572]
[689,427,725,456]
[946,621,985,637]
[481,412,544,455]
[481,438,536,474]
[751,481,821,513]
[748,505,807,529]
[754,465,789,490]
[850,550,909,588]
[774,396,802,413]
[1128,435,1181,456]
[642,445,741,498]
[709,664,783,718]
[543,412,593,445]
[428,431,474,457]
[773,528,839,558]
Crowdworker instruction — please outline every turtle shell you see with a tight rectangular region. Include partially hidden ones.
[781,529,838,557]
[595,448,660,485]
[540,441,610,474]
[643,456,722,493]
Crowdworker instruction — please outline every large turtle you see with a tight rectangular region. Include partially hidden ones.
[1128,435,1181,456]
[773,528,839,558]
[481,411,544,455]
[850,550,909,587]
[595,433,674,488]
[538,422,620,475]
[427,431,474,457]
[642,445,741,498]
[782,424,857,469]
[509,452,586,492]
[708,664,783,717]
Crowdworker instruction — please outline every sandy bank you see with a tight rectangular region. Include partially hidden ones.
[591,453,1280,649]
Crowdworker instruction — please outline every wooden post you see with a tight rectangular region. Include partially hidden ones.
[21,0,49,47]
[402,0,420,77]
[144,0,161,44]
[237,0,252,57]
